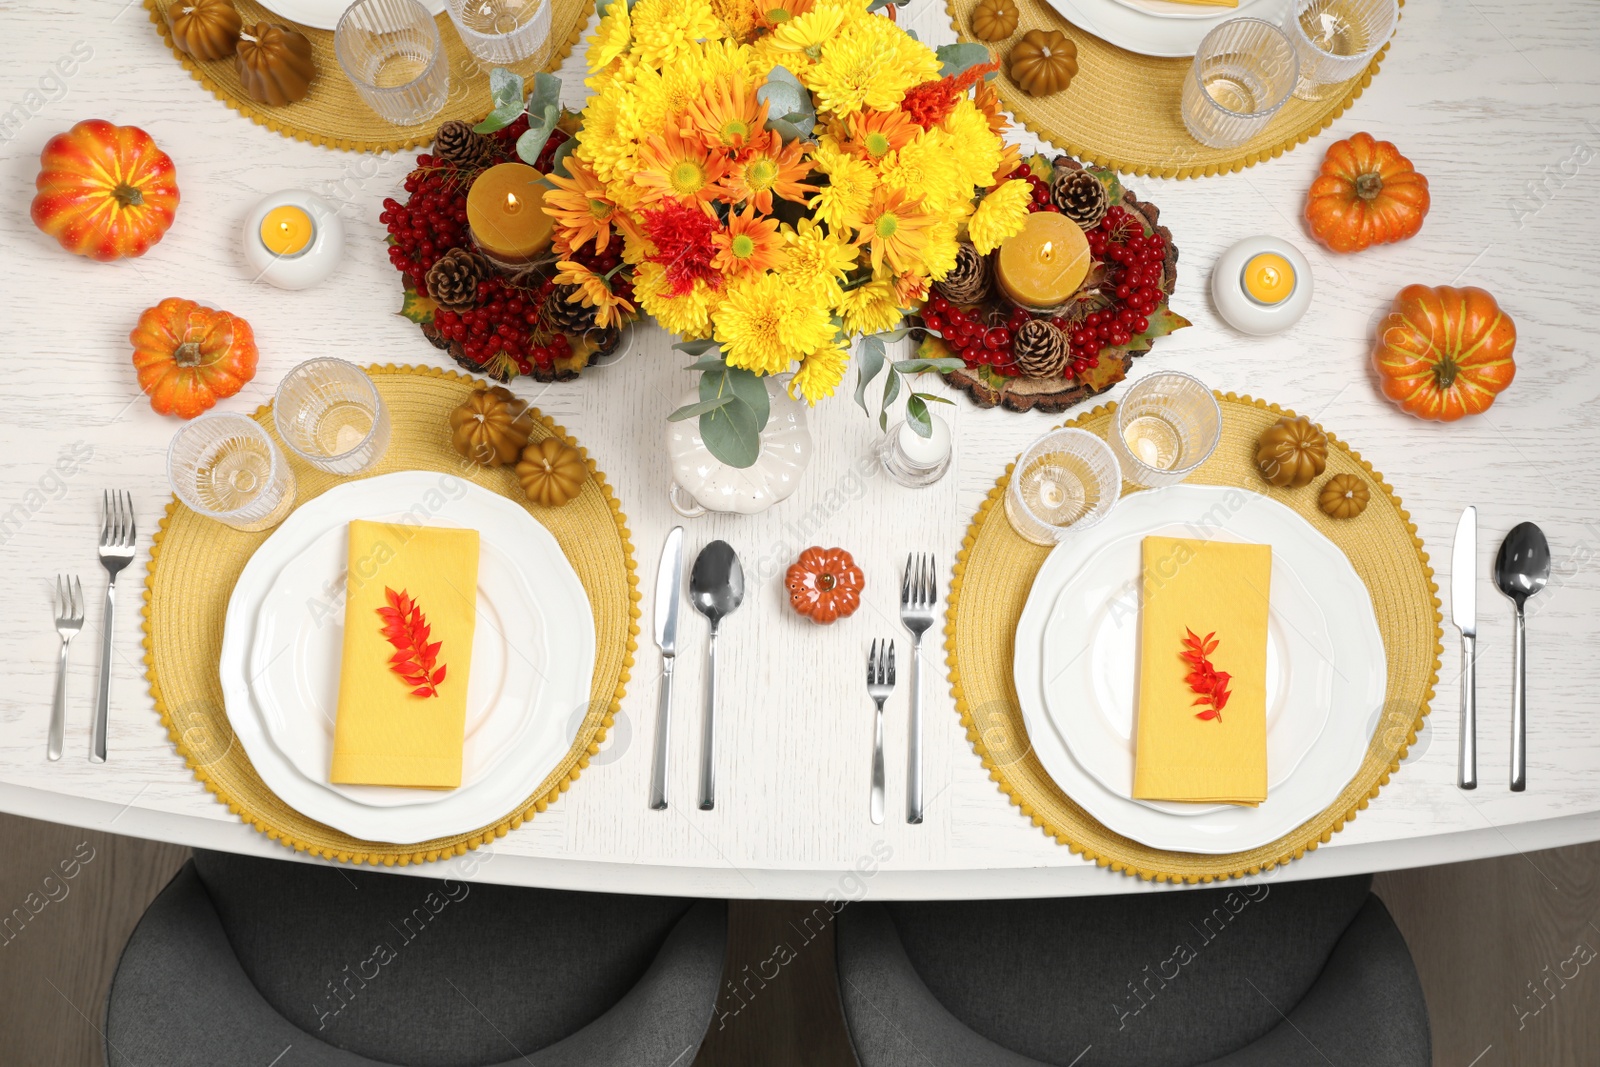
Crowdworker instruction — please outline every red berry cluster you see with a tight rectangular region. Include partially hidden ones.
[1062,205,1166,373]
[1019,167,1060,215]
[432,276,569,376]
[921,296,1023,377]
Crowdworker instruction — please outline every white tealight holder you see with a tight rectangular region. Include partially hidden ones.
[1210,235,1313,337]
[242,191,345,290]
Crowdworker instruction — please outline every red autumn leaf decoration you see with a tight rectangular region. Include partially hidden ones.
[1180,628,1232,722]
[376,587,447,698]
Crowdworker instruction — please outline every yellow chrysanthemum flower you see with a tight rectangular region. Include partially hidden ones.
[808,149,876,235]
[804,15,939,117]
[635,263,718,339]
[587,0,632,72]
[879,130,967,221]
[708,0,761,42]
[631,0,723,68]
[922,220,960,281]
[791,336,850,403]
[574,89,635,184]
[940,99,1003,192]
[769,5,845,57]
[780,217,857,304]
[837,278,902,336]
[968,179,1032,254]
[715,273,835,375]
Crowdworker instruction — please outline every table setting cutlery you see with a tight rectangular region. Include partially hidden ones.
[1452,506,1478,790]
[867,639,897,826]
[690,540,744,812]
[900,554,937,825]
[649,526,684,811]
[49,575,84,762]
[1495,522,1550,793]
[91,490,136,764]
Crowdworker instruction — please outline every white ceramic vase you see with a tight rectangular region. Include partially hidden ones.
[666,376,812,517]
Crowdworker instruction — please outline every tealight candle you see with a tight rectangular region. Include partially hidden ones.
[1210,236,1314,336]
[879,412,953,488]
[242,191,345,290]
[994,212,1091,312]
[467,162,552,269]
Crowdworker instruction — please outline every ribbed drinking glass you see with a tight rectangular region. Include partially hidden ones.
[273,359,391,475]
[1288,0,1398,101]
[1108,371,1222,489]
[447,0,553,64]
[1004,428,1122,547]
[1181,18,1299,150]
[168,414,297,532]
[335,0,450,126]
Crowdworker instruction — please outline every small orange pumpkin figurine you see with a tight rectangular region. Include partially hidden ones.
[785,547,864,624]
[130,298,257,418]
[1305,132,1430,253]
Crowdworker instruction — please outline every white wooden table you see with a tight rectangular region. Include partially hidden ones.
[2,0,1597,899]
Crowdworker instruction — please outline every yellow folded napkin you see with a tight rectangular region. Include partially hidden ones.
[330,520,480,789]
[1132,536,1271,806]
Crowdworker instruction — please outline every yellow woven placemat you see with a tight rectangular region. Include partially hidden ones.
[948,0,1402,178]
[141,364,640,865]
[144,0,595,153]
[947,393,1441,882]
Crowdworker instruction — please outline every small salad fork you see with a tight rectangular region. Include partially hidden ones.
[49,575,83,762]
[867,638,896,826]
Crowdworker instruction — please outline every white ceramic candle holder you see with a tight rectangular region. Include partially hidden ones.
[242,191,346,290]
[1210,235,1314,336]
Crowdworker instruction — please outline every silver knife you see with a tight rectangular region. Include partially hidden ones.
[649,526,685,810]
[1453,506,1478,790]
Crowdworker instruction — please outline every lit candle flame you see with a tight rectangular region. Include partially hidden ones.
[504,192,521,214]
[1040,240,1054,264]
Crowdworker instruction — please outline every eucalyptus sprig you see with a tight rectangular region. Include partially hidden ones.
[854,330,963,438]
[666,341,771,469]
[473,68,566,167]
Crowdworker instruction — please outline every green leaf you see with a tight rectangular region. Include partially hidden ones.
[549,136,576,179]
[700,396,762,469]
[759,67,815,141]
[916,392,955,405]
[935,42,992,78]
[880,367,902,430]
[474,68,526,133]
[528,72,562,114]
[905,394,931,438]
[669,396,734,420]
[727,367,771,431]
[893,356,966,374]
[515,103,562,164]
[674,339,721,356]
[399,283,437,325]
[853,335,886,415]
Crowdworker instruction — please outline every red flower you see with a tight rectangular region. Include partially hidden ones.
[377,587,447,698]
[1180,628,1232,722]
[641,200,723,297]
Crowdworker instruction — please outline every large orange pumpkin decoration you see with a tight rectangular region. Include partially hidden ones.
[1372,285,1515,422]
[131,299,258,419]
[31,120,180,261]
[1305,132,1429,253]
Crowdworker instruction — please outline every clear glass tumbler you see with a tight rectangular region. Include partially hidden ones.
[1004,428,1122,547]
[273,359,391,475]
[1181,18,1300,150]
[447,0,552,65]
[168,414,297,532]
[1288,0,1397,101]
[1108,371,1222,489]
[335,0,450,126]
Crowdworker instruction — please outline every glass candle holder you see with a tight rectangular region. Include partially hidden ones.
[335,0,450,126]
[1181,18,1299,150]
[1108,371,1222,489]
[1288,0,1397,101]
[1004,428,1121,547]
[878,414,953,488]
[273,359,391,475]
[447,0,553,64]
[168,414,297,532]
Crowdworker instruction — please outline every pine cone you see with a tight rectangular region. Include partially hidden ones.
[933,242,991,305]
[544,285,597,335]
[1052,169,1110,230]
[425,248,491,311]
[433,120,497,169]
[1012,319,1069,379]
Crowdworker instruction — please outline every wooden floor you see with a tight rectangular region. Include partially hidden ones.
[1,811,1594,1067]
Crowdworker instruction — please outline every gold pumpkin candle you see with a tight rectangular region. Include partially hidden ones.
[995,212,1091,311]
[466,162,552,268]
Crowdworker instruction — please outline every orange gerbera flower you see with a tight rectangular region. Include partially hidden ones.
[634,127,730,207]
[853,186,935,275]
[543,157,617,255]
[683,73,768,152]
[991,141,1022,189]
[839,109,919,162]
[554,260,638,329]
[720,129,816,214]
[893,269,930,307]
[757,0,812,30]
[711,206,786,277]
[973,77,1010,137]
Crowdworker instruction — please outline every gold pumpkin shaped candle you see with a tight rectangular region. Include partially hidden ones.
[168,0,243,61]
[517,437,586,507]
[450,386,533,466]
[236,22,316,106]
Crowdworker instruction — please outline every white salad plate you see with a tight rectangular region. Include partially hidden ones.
[1042,0,1289,57]
[256,0,448,32]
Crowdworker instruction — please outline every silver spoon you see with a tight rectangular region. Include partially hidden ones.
[690,540,744,811]
[1494,522,1550,792]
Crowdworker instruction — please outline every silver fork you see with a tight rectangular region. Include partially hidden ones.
[49,576,84,762]
[900,553,936,825]
[91,491,136,764]
[866,639,896,826]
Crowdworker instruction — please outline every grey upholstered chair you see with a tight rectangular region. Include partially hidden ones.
[836,873,1429,1067]
[105,850,725,1067]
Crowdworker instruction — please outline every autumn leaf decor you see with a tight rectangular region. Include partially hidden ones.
[1181,629,1232,722]
[377,587,447,698]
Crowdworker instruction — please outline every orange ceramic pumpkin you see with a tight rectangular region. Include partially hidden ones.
[1373,285,1515,422]
[1305,132,1429,253]
[131,299,258,419]
[785,547,864,624]
[31,120,180,262]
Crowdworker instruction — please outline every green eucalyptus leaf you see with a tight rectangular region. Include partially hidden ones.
[685,354,729,372]
[549,136,577,179]
[669,396,734,420]
[474,68,526,133]
[905,394,931,437]
[853,336,886,415]
[674,339,721,356]
[725,366,771,431]
[514,103,562,164]
[893,356,966,374]
[935,42,992,78]
[700,396,762,468]
[915,392,955,405]
[881,365,902,413]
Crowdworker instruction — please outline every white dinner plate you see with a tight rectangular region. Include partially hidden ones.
[219,472,595,844]
[1105,0,1252,21]
[248,518,548,808]
[1042,0,1289,57]
[1039,518,1334,817]
[256,0,447,32]
[1013,485,1386,854]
